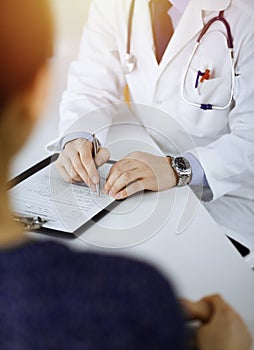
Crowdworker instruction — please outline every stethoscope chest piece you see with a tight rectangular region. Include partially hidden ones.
[124,53,136,74]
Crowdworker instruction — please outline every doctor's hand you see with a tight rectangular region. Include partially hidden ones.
[103,151,177,199]
[56,138,110,189]
[181,295,252,350]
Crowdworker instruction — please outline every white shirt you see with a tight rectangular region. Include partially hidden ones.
[148,0,190,29]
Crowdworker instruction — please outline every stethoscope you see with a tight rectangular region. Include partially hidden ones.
[124,0,235,111]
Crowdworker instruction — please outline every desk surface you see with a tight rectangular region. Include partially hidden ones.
[71,115,254,342]
[12,70,254,343]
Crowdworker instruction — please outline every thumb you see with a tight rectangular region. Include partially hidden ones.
[95,147,110,167]
[180,298,212,323]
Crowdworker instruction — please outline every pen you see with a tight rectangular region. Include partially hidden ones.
[92,134,100,196]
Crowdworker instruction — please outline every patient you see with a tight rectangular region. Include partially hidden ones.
[0,1,251,349]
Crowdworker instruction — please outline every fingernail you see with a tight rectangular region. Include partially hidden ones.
[91,184,96,192]
[102,188,107,195]
[109,191,114,197]
[92,176,99,184]
[115,193,122,200]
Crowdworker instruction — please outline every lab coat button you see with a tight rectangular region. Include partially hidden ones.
[155,100,162,105]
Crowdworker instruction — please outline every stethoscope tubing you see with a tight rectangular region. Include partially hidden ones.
[181,11,235,110]
[125,2,235,111]
[127,0,135,55]
[181,43,235,111]
[197,11,233,49]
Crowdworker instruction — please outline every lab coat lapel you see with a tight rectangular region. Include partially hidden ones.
[157,0,231,75]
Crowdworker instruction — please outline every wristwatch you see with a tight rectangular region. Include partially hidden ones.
[167,156,192,187]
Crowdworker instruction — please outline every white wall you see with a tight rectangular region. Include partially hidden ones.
[51,0,91,56]
[52,0,91,39]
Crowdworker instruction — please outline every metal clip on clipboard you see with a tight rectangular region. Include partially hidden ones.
[14,216,48,230]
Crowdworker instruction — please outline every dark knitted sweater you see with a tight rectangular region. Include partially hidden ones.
[0,241,186,350]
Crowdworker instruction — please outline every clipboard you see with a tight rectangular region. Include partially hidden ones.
[9,154,120,239]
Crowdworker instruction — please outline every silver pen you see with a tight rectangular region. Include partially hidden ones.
[92,134,100,196]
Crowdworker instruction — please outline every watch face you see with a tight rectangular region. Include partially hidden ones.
[175,157,190,171]
[170,156,192,187]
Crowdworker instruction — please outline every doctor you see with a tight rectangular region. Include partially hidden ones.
[52,0,254,249]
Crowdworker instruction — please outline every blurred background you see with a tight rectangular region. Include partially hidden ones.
[52,0,91,57]
[12,1,92,176]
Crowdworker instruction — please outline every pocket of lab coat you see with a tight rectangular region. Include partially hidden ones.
[183,54,232,107]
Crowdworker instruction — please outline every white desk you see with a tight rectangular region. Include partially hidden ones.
[68,115,254,343]
[12,60,254,345]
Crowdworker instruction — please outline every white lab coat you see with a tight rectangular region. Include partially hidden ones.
[54,0,254,248]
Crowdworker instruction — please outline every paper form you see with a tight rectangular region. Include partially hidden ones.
[10,163,115,233]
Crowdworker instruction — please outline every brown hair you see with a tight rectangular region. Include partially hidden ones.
[0,0,53,110]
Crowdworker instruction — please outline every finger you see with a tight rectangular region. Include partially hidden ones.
[71,153,91,185]
[104,159,137,193]
[109,169,144,196]
[201,294,227,313]
[95,147,110,167]
[79,145,100,185]
[56,155,83,182]
[56,164,74,183]
[180,298,212,323]
[200,294,237,322]
[113,180,145,200]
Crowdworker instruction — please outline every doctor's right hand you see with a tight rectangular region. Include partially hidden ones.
[56,138,110,189]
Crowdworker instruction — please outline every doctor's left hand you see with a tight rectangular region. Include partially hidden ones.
[103,151,177,199]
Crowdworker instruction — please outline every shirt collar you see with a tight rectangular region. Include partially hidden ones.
[170,0,189,14]
[147,0,190,16]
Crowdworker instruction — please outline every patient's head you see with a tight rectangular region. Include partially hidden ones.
[0,0,53,158]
